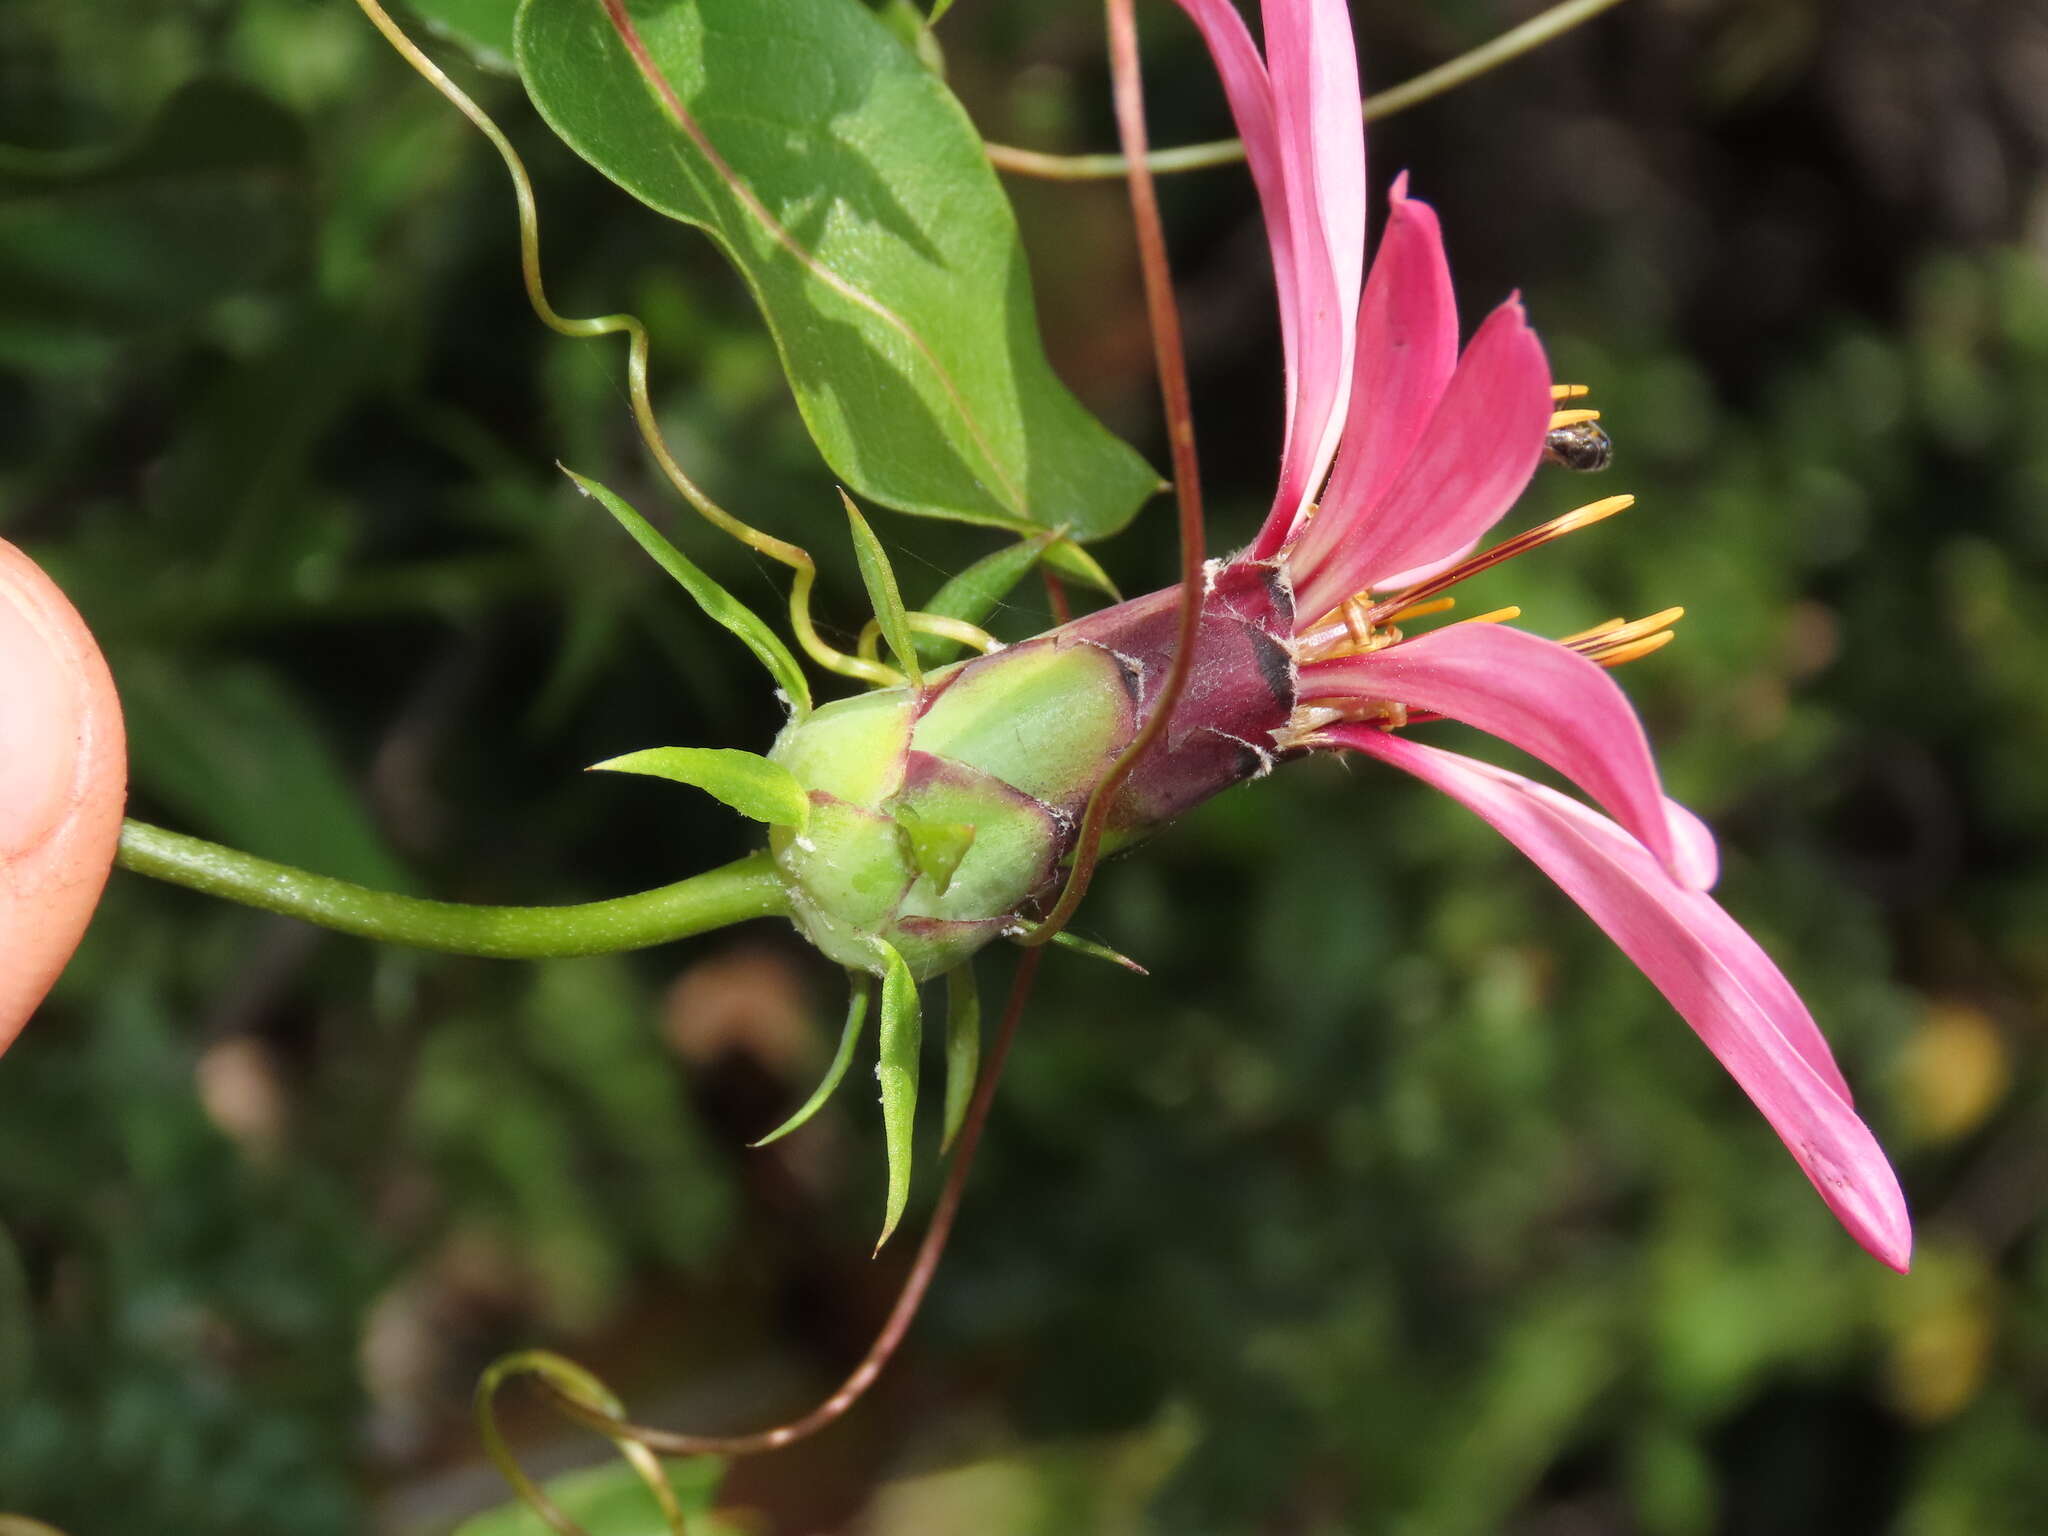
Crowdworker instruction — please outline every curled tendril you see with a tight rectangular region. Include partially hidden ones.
[476,1351,696,1536]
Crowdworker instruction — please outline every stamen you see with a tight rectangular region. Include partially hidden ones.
[1384,595,1457,624]
[1341,595,1375,649]
[1559,616,1626,645]
[1568,606,1684,667]
[1365,494,1635,621]
[1547,407,1601,429]
[1548,494,1637,536]
[1451,604,1522,627]
[1296,594,1413,662]
[1551,383,1591,401]
[1589,605,1684,649]
[1589,629,1676,668]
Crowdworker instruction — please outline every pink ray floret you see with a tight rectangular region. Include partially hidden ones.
[1332,731,1906,1271]
[1300,620,1694,883]
[1169,0,1909,1266]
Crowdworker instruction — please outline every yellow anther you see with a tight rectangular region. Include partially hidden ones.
[1551,383,1591,401]
[1547,407,1602,429]
[1596,606,1685,648]
[1453,605,1523,627]
[1547,493,1636,538]
[1560,616,1627,645]
[1592,629,1677,668]
[1359,495,1638,626]
[1384,595,1457,624]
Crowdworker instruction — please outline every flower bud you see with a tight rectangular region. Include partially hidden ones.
[770,562,1296,978]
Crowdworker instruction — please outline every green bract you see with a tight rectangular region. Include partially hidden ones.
[769,563,1299,980]
[769,645,1129,979]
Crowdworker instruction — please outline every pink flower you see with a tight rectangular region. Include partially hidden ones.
[1,537,126,1054]
[1174,0,1910,1269]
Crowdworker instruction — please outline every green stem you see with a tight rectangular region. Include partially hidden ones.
[115,819,787,959]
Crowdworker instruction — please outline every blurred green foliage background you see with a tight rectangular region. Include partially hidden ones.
[4,0,2048,1530]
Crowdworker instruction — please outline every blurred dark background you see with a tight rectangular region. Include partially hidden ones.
[4,0,2047,1530]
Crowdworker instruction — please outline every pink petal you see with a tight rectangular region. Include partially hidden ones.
[1260,0,1367,538]
[1369,541,1480,596]
[1299,622,1690,882]
[1170,1,1298,453]
[1265,177,1457,557]
[1290,297,1552,621]
[1665,797,1721,892]
[1328,727,1903,1268]
[1357,723,1849,1119]
[2,538,127,1052]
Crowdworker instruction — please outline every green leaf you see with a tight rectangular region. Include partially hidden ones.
[874,941,922,1250]
[842,491,923,688]
[405,0,519,72]
[589,746,809,830]
[872,0,947,75]
[939,964,980,1154]
[516,0,1159,539]
[752,973,870,1146]
[564,468,812,716]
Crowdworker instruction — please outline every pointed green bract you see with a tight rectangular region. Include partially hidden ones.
[564,468,812,716]
[940,964,980,1154]
[842,492,923,689]
[517,0,1157,539]
[589,747,808,831]
[752,975,869,1147]
[893,805,976,895]
[1048,929,1149,974]
[874,942,922,1250]
[1042,538,1122,601]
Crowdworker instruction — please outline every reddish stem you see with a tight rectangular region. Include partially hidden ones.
[540,948,1042,1455]
[1042,568,1072,626]
[1024,0,1206,945]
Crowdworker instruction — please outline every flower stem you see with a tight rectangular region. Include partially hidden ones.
[114,819,787,958]
[985,0,1632,180]
[1021,0,1204,946]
